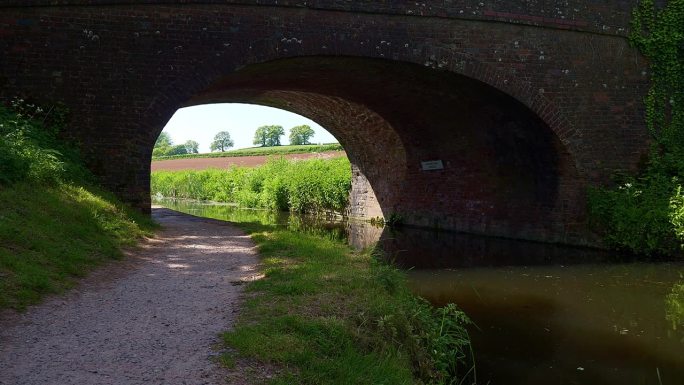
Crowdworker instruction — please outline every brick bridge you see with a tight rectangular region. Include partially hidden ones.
[0,1,650,246]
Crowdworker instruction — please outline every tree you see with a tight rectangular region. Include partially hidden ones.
[253,125,285,147]
[184,140,199,154]
[210,131,234,152]
[155,132,173,149]
[266,125,285,146]
[167,144,188,156]
[289,125,315,145]
[153,132,175,157]
[152,147,168,157]
[253,126,268,147]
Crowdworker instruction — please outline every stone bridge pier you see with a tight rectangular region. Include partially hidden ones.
[0,1,651,246]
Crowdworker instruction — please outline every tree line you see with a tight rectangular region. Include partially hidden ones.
[153,133,199,157]
[153,124,317,156]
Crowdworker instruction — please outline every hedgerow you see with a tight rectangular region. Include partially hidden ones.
[151,157,352,215]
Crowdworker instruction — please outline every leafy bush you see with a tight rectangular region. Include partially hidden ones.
[0,100,89,185]
[363,258,475,383]
[588,175,682,255]
[588,1,684,256]
[151,157,352,214]
[0,105,63,184]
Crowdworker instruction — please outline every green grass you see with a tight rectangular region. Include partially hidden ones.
[152,143,344,161]
[152,157,352,214]
[220,222,475,384]
[0,101,156,310]
[0,183,156,310]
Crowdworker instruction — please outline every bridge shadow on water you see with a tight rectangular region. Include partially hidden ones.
[375,225,682,269]
[376,227,683,385]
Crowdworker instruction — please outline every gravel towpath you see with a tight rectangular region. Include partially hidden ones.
[0,208,260,385]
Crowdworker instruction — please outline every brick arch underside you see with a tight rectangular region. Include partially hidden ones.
[0,3,651,246]
[154,57,587,244]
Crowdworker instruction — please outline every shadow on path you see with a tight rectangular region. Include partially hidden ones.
[0,208,259,385]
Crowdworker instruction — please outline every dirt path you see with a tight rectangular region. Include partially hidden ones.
[0,208,260,385]
[151,150,345,171]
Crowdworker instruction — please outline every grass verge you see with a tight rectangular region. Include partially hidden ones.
[152,143,343,161]
[0,100,156,310]
[220,222,475,384]
[0,183,156,310]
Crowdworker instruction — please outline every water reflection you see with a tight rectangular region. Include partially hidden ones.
[376,226,669,269]
[407,264,684,385]
[152,198,383,248]
[666,280,684,331]
[156,199,684,385]
[379,228,684,385]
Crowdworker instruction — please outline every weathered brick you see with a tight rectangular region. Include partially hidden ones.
[0,2,649,246]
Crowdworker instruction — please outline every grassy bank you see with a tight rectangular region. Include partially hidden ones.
[151,157,351,214]
[152,143,343,161]
[220,221,475,384]
[0,101,154,310]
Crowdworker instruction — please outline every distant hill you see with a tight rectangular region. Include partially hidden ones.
[152,143,343,161]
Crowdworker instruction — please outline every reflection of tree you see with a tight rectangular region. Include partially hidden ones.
[155,198,349,243]
[286,214,346,242]
[665,280,684,330]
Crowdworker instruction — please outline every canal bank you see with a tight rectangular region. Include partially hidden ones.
[0,208,260,384]
[160,198,684,385]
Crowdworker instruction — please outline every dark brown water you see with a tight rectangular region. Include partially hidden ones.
[156,199,684,385]
[406,264,683,385]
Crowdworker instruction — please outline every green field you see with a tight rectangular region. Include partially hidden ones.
[152,143,344,161]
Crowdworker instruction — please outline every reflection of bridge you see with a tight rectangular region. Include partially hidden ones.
[0,1,649,245]
[346,219,617,268]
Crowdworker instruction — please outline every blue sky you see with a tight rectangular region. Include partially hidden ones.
[160,103,338,153]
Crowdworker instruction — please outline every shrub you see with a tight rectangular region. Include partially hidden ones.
[0,100,90,186]
[588,175,682,255]
[588,1,684,257]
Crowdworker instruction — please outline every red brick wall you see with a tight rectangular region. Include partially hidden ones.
[1,0,637,36]
[0,2,650,245]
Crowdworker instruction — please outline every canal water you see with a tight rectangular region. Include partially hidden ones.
[155,199,684,385]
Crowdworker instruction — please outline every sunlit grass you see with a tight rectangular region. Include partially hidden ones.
[220,222,474,384]
[0,182,156,310]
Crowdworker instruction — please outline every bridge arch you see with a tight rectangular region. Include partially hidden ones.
[0,2,650,246]
[145,56,586,244]
[145,51,581,176]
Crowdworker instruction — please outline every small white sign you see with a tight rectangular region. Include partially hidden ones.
[421,160,444,171]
